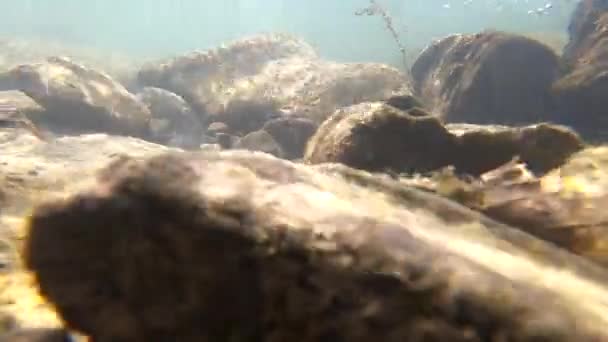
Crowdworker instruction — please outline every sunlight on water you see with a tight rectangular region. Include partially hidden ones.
[0,0,579,65]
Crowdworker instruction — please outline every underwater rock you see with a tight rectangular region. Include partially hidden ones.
[304,102,582,176]
[411,31,560,125]
[24,150,608,341]
[552,11,608,142]
[304,102,455,174]
[233,130,284,158]
[0,129,179,331]
[274,59,410,124]
[562,0,608,66]
[136,87,204,149]
[136,33,409,132]
[448,123,584,175]
[136,33,315,115]
[0,57,150,137]
[262,116,317,160]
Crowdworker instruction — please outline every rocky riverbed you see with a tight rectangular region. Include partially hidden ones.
[3,1,608,340]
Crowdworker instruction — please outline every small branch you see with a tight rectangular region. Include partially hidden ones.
[355,0,410,74]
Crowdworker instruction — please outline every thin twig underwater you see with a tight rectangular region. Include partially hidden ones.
[355,0,411,77]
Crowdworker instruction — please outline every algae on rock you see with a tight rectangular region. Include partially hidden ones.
[304,101,583,176]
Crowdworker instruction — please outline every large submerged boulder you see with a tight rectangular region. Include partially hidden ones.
[304,101,455,174]
[562,0,608,66]
[0,57,150,137]
[552,8,608,142]
[304,101,583,176]
[0,128,178,334]
[23,150,608,341]
[411,31,560,125]
[136,33,410,134]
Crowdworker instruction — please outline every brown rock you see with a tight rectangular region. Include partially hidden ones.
[552,11,608,142]
[304,102,582,176]
[0,130,180,331]
[449,123,584,175]
[562,0,608,67]
[304,102,454,174]
[24,151,608,341]
[411,31,560,125]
